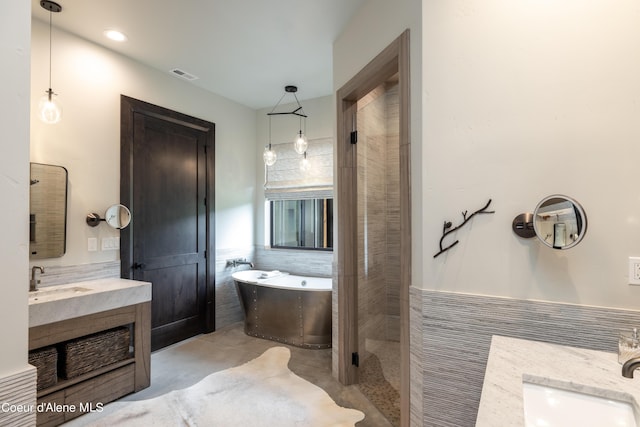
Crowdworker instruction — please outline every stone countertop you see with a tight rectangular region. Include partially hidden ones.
[476,335,640,426]
[29,278,151,327]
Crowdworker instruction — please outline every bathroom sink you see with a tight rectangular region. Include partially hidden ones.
[522,378,639,427]
[29,286,92,302]
[29,278,152,327]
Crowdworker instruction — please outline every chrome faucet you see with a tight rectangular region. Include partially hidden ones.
[30,266,44,292]
[622,357,640,378]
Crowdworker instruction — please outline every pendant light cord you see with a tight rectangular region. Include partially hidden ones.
[48,10,52,89]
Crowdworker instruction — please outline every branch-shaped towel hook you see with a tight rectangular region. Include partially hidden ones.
[434,199,495,258]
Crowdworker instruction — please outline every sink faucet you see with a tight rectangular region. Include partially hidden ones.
[30,266,44,292]
[622,357,640,378]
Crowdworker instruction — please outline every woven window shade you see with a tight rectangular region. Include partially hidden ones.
[264,137,333,200]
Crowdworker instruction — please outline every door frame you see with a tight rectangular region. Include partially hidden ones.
[336,30,411,427]
[120,95,216,333]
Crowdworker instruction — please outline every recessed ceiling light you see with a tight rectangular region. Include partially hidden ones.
[104,29,127,42]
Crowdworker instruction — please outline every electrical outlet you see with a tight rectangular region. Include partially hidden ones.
[629,257,640,285]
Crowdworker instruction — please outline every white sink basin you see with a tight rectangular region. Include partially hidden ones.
[29,286,92,302]
[28,279,151,327]
[523,377,639,427]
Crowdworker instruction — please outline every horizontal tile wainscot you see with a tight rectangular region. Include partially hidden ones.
[410,287,640,427]
[28,302,151,426]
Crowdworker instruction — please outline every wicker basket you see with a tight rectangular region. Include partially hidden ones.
[29,346,58,390]
[59,326,131,379]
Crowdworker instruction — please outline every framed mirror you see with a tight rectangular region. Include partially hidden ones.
[533,195,587,250]
[30,163,68,259]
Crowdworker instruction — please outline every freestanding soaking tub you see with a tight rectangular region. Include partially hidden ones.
[232,270,332,349]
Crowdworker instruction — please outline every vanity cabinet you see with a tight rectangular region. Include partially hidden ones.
[29,302,150,426]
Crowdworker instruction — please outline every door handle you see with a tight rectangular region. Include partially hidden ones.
[132,262,146,270]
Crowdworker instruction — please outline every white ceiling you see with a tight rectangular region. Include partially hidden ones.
[31,0,367,109]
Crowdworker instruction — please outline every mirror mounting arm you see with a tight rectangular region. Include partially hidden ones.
[86,213,105,227]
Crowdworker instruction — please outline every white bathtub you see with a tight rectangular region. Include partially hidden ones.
[232,270,332,349]
[231,269,331,291]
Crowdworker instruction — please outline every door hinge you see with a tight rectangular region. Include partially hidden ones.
[352,352,359,367]
[350,130,358,144]
[204,250,207,259]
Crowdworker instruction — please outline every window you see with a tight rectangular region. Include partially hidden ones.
[271,198,333,250]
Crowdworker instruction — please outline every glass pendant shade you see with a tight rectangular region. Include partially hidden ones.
[39,1,63,124]
[294,131,308,154]
[263,145,277,166]
[38,89,62,124]
[300,152,311,172]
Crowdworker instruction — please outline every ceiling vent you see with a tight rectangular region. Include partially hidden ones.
[170,68,199,81]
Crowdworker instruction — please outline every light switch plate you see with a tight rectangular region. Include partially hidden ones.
[88,237,97,252]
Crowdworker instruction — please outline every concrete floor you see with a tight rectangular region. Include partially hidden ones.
[120,322,393,427]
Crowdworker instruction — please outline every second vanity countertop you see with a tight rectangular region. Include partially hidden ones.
[29,278,151,327]
[476,335,640,426]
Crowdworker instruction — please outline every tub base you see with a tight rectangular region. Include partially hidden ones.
[235,282,331,349]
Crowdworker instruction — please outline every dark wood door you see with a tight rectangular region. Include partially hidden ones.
[120,96,215,351]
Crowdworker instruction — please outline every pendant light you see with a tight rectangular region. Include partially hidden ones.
[299,151,311,172]
[263,144,277,166]
[265,85,309,165]
[293,117,308,155]
[264,110,277,166]
[38,0,63,124]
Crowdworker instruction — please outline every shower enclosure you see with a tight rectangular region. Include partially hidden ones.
[356,78,401,426]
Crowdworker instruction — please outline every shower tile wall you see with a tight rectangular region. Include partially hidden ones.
[356,82,401,347]
[409,288,640,427]
[357,85,390,345]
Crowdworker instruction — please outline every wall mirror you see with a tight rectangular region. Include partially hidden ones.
[533,195,587,249]
[513,195,587,250]
[86,204,131,229]
[30,162,68,259]
[105,204,131,229]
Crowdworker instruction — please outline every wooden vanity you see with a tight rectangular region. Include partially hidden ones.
[28,280,151,426]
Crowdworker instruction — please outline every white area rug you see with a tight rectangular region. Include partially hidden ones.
[76,347,364,426]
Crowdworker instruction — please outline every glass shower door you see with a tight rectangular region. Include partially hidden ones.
[356,79,401,426]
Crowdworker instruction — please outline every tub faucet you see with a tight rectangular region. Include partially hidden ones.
[226,258,254,268]
[30,266,44,292]
[234,259,254,268]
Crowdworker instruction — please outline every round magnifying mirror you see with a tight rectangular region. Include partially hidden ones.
[533,195,587,250]
[105,204,131,229]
